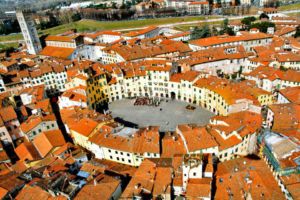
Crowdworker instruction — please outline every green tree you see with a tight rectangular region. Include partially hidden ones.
[112,2,117,9]
[223,18,229,28]
[120,0,126,9]
[259,13,269,20]
[191,24,211,40]
[241,16,256,26]
[212,26,219,36]
[71,13,82,22]
[250,21,275,33]
[219,18,235,36]
[191,26,202,40]
[200,24,211,38]
[226,27,235,36]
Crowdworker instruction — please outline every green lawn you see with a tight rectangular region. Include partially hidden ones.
[40,16,217,34]
[278,3,300,11]
[0,42,19,51]
[286,12,300,18]
[0,16,220,42]
[175,20,223,31]
[0,34,22,42]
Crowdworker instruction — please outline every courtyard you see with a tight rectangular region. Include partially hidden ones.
[109,99,215,132]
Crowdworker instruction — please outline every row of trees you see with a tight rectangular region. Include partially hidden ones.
[0,20,21,35]
[36,11,82,30]
[79,8,135,21]
[250,21,275,33]
[191,19,235,40]
[190,14,277,41]
[87,0,142,10]
[240,14,275,33]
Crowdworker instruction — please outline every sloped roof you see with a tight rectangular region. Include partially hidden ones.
[40,46,75,59]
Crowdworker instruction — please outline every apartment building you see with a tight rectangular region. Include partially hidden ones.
[189,30,273,51]
[70,118,102,151]
[277,87,300,104]
[0,106,21,141]
[84,30,121,44]
[45,35,84,48]
[66,107,261,166]
[100,37,191,64]
[65,67,108,110]
[259,129,300,200]
[19,114,59,141]
[243,66,300,92]
[215,157,286,200]
[89,126,160,167]
[179,45,250,75]
[58,86,88,109]
[188,1,209,15]
[209,111,261,161]
[106,61,271,116]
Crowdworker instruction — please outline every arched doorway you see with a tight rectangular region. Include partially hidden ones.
[171,92,176,100]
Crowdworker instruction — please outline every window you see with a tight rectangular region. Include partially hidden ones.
[193,172,197,176]
[128,160,131,163]
[110,156,113,159]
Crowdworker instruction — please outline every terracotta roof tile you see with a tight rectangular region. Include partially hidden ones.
[15,142,41,161]
[190,32,272,47]
[279,87,300,104]
[70,118,99,137]
[0,106,17,122]
[215,157,285,200]
[40,46,75,59]
[186,178,211,199]
[33,130,66,158]
[74,176,120,200]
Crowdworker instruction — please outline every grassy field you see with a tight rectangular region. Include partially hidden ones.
[0,43,19,51]
[278,2,300,11]
[175,19,228,31]
[0,16,220,43]
[39,16,222,34]
[286,12,300,18]
[0,34,23,42]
